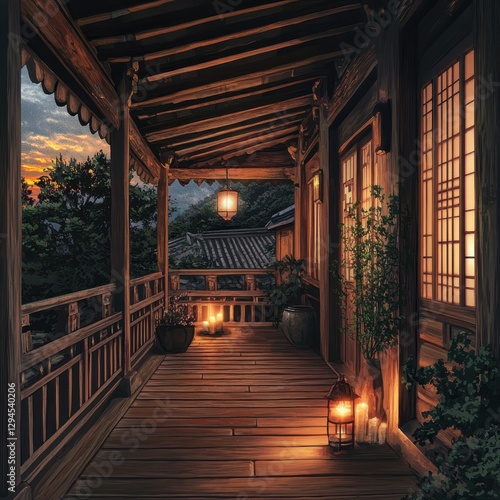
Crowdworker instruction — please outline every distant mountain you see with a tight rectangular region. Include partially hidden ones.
[169,180,220,220]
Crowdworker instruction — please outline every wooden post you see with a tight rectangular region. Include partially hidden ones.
[0,1,31,497]
[293,134,302,259]
[111,68,141,395]
[474,0,500,359]
[318,83,331,361]
[157,159,170,302]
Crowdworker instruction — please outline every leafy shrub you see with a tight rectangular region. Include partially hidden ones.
[262,256,306,325]
[403,331,500,499]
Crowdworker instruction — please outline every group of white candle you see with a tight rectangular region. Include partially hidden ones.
[202,313,223,334]
[355,402,387,444]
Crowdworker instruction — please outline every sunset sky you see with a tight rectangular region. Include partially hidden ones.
[21,67,109,195]
[20,67,217,210]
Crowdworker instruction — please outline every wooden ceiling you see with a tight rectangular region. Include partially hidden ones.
[64,0,367,179]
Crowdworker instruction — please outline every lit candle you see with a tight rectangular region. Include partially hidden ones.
[209,316,216,334]
[202,321,209,333]
[378,422,387,445]
[329,402,352,422]
[355,402,369,443]
[216,312,223,332]
[368,418,379,444]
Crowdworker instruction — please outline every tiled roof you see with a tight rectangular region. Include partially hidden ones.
[265,204,295,230]
[169,228,275,269]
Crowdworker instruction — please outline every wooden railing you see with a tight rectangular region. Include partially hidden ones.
[130,272,165,368]
[19,273,165,479]
[168,269,276,325]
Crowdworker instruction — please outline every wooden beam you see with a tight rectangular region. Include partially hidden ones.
[474,0,500,359]
[141,27,360,85]
[179,150,292,169]
[133,51,339,108]
[157,160,170,294]
[177,121,302,158]
[91,0,307,47]
[146,97,310,142]
[0,1,23,496]
[112,6,360,65]
[161,110,307,150]
[191,136,298,167]
[77,0,176,27]
[134,78,313,114]
[138,83,311,133]
[328,45,378,125]
[21,0,119,127]
[20,0,162,184]
[180,126,299,162]
[169,167,295,182]
[129,119,161,180]
[110,74,133,379]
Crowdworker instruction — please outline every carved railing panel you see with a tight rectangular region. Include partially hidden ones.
[20,284,122,475]
[168,269,276,326]
[130,272,165,368]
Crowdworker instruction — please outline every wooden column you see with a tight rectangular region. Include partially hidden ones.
[474,0,500,359]
[157,160,170,299]
[293,131,304,259]
[0,1,29,497]
[111,70,140,395]
[396,24,419,427]
[318,87,331,361]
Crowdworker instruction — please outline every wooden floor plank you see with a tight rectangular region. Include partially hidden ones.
[67,476,417,497]
[65,327,416,499]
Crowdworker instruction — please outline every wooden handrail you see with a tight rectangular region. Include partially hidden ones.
[168,268,275,276]
[130,272,164,287]
[169,290,266,298]
[21,283,117,315]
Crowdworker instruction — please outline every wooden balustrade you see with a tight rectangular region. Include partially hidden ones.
[168,269,276,326]
[130,272,165,368]
[19,273,165,479]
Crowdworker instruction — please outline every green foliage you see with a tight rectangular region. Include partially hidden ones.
[158,294,196,327]
[21,177,34,207]
[332,185,406,360]
[403,332,500,499]
[262,256,306,325]
[169,181,294,238]
[22,152,165,303]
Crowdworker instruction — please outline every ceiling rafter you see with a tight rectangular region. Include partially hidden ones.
[107,7,360,64]
[178,124,301,160]
[89,0,306,47]
[182,131,297,161]
[138,83,311,132]
[166,113,305,151]
[134,78,314,117]
[134,51,339,108]
[173,118,304,156]
[140,26,359,85]
[146,97,310,143]
[76,0,177,27]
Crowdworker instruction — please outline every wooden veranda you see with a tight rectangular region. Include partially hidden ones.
[65,327,416,500]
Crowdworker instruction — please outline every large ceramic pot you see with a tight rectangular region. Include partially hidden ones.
[155,325,195,353]
[280,305,314,348]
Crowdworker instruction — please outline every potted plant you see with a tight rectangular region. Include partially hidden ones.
[155,294,196,353]
[262,256,313,348]
[332,185,406,420]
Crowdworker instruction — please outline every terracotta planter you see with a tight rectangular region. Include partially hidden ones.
[280,305,314,348]
[155,325,195,353]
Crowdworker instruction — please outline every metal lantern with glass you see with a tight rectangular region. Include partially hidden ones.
[325,374,357,451]
[217,167,239,220]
